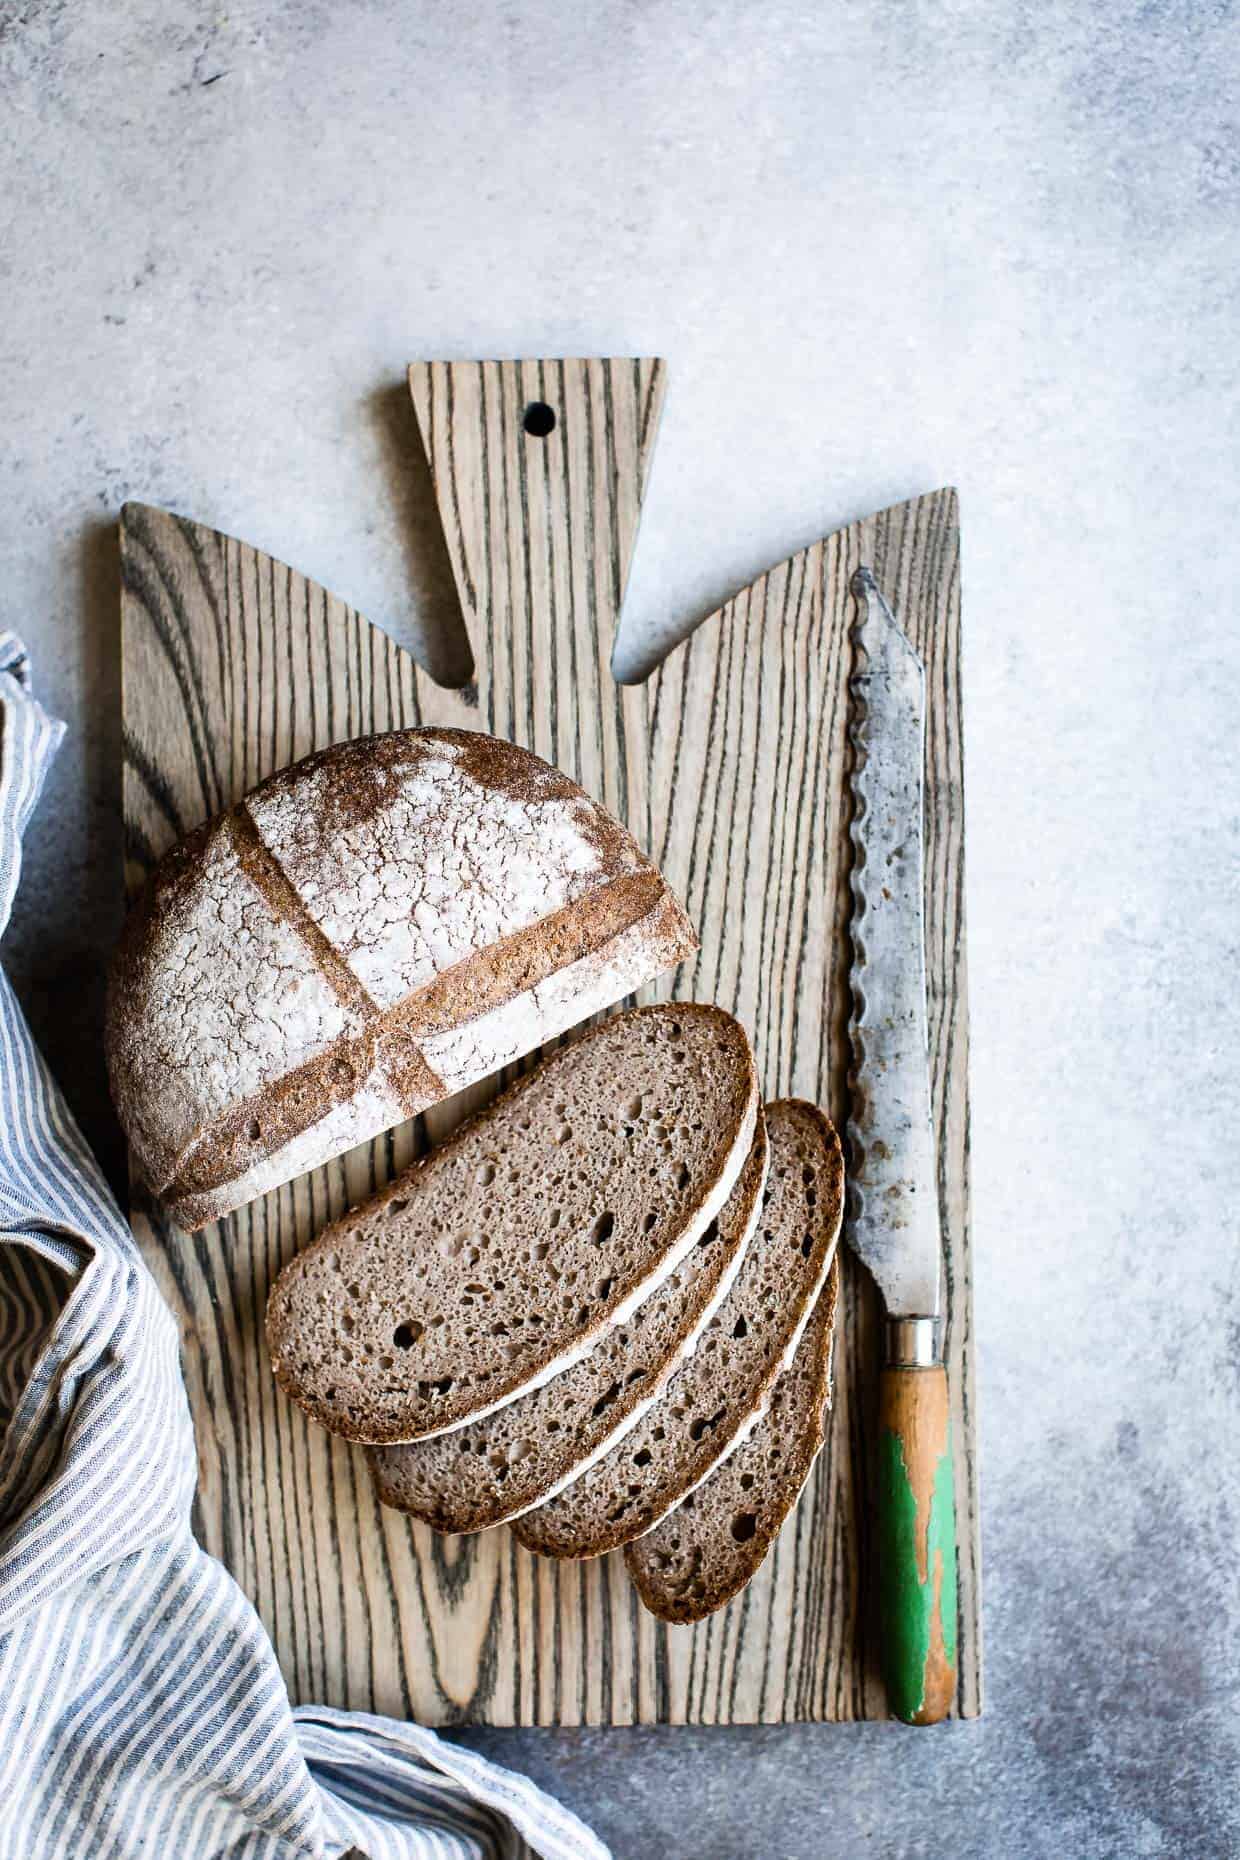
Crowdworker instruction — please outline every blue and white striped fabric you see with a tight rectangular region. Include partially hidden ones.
[0,633,609,1860]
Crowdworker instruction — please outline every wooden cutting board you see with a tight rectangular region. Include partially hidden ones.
[120,356,979,1724]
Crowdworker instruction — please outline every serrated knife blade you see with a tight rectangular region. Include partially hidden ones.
[846,564,958,1728]
[846,565,941,1321]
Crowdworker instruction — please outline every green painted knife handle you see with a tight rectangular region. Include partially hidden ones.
[877,1362,958,1724]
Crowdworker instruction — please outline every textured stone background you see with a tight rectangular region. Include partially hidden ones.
[2,3,1238,1855]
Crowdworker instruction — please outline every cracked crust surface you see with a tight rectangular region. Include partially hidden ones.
[106,729,696,1229]
[244,732,641,1007]
[625,1259,840,1623]
[513,1100,844,1561]
[266,1005,759,1444]
[367,1116,769,1532]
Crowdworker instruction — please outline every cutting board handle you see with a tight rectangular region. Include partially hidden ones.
[877,1360,958,1724]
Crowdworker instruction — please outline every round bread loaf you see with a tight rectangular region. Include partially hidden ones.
[106,728,696,1230]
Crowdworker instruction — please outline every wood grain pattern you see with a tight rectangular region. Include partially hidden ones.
[120,363,978,1723]
[406,357,664,837]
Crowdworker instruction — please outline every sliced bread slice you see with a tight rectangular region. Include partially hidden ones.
[625,1264,840,1622]
[513,1099,844,1561]
[266,1004,759,1444]
[367,1116,769,1532]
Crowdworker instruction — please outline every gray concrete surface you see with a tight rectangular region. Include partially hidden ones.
[3,2,1238,1855]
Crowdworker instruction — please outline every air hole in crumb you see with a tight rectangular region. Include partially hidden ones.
[733,1316,748,1339]
[800,1233,814,1257]
[676,1163,691,1191]
[626,1096,644,1120]
[591,1211,615,1246]
[591,1380,622,1418]
[393,1320,422,1349]
[739,1472,755,1490]
[596,1276,615,1301]
[346,1282,362,1300]
[247,1118,262,1142]
[387,1199,409,1219]
[476,1162,496,1187]
[633,1448,652,1467]
[689,1406,726,1442]
[643,1210,658,1234]
[731,1513,758,1543]
[340,1312,355,1335]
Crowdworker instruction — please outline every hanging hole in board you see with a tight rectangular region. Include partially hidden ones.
[523,401,556,438]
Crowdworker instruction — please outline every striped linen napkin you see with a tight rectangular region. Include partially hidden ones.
[0,633,609,1860]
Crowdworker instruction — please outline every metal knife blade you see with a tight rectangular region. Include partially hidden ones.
[845,566,941,1321]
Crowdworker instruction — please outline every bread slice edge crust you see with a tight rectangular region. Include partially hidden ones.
[367,1115,771,1532]
[265,1004,760,1445]
[625,1257,840,1623]
[512,1099,844,1561]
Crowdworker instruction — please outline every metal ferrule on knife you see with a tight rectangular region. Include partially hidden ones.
[886,1315,938,1368]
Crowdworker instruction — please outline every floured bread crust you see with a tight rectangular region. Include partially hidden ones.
[106,730,697,1229]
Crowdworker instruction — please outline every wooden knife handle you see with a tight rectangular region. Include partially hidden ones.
[877,1361,958,1724]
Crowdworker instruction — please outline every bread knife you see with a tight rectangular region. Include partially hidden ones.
[846,566,957,1726]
